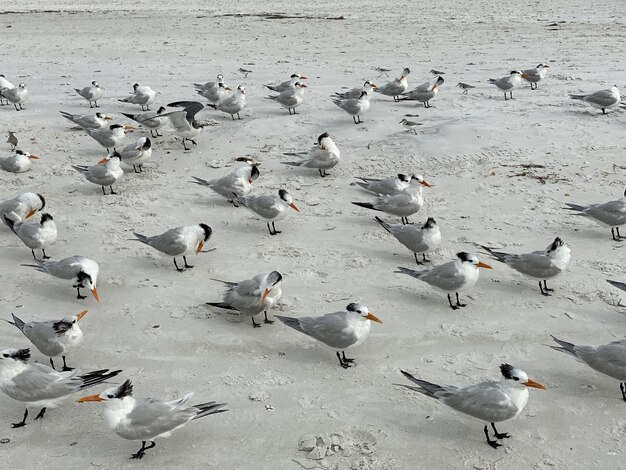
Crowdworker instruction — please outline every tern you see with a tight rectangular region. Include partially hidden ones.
[3,212,57,260]
[1,83,28,111]
[131,223,212,272]
[120,137,152,173]
[207,271,283,327]
[0,192,46,219]
[193,74,225,93]
[206,85,247,120]
[190,164,259,200]
[77,379,227,460]
[267,82,307,114]
[564,189,626,240]
[75,81,103,108]
[264,73,308,93]
[85,124,133,152]
[355,173,412,195]
[0,149,39,173]
[375,216,441,265]
[488,71,525,100]
[60,111,112,129]
[276,303,382,369]
[72,152,123,195]
[7,130,18,150]
[119,83,156,111]
[398,365,545,448]
[22,255,100,301]
[162,101,205,150]
[121,106,167,137]
[375,67,410,101]
[333,80,377,100]
[0,74,15,105]
[281,132,340,177]
[400,76,444,108]
[332,90,371,124]
[456,82,475,94]
[570,85,620,114]
[396,252,492,310]
[233,189,300,235]
[522,63,549,90]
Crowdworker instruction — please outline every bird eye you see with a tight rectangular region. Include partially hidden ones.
[2,354,8,358]
[513,377,519,381]
[107,394,114,399]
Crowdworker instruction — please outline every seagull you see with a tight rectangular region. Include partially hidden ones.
[0,149,39,173]
[22,256,100,301]
[355,173,412,195]
[7,130,18,150]
[206,85,247,120]
[264,73,308,93]
[570,85,621,114]
[7,310,88,371]
[131,223,212,272]
[60,111,112,129]
[551,335,626,401]
[72,152,123,195]
[0,74,15,105]
[275,303,382,369]
[522,63,549,90]
[207,271,283,327]
[488,71,525,100]
[480,237,571,296]
[397,365,545,448]
[564,189,626,240]
[375,216,441,265]
[0,347,121,428]
[120,137,152,173]
[233,189,300,235]
[396,252,492,310]
[161,101,205,150]
[0,192,46,219]
[456,82,475,94]
[267,82,307,115]
[352,174,431,224]
[332,90,371,124]
[77,379,227,460]
[1,83,29,111]
[85,124,133,152]
[333,80,378,100]
[190,164,259,200]
[75,81,103,108]
[281,132,340,177]
[375,67,410,101]
[118,83,156,111]
[121,106,168,137]
[399,118,422,134]
[400,76,444,108]
[3,212,57,260]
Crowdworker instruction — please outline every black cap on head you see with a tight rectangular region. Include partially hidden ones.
[290,73,299,78]
[500,363,515,379]
[250,165,260,180]
[278,189,289,201]
[16,150,25,155]
[548,237,563,252]
[317,132,329,143]
[268,271,283,285]
[37,193,46,210]
[398,173,410,182]
[133,83,139,89]
[423,217,437,229]
[142,138,152,150]
[3,348,30,362]
[456,252,471,262]
[114,379,134,398]
[40,213,53,224]
[346,303,359,312]
[157,106,166,113]
[111,124,124,130]
[199,223,212,241]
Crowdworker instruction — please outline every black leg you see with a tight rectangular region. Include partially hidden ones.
[101,186,106,195]
[31,249,37,260]
[542,280,554,292]
[109,186,117,195]
[620,382,626,402]
[237,113,241,119]
[231,114,235,120]
[413,253,424,265]
[602,108,606,114]
[95,102,99,108]
[264,311,274,324]
[267,222,274,235]
[76,287,86,300]
[49,357,56,370]
[133,165,139,173]
[131,440,156,459]
[34,408,46,421]
[252,317,261,328]
[336,351,353,369]
[484,425,502,448]
[183,256,194,269]
[504,93,508,100]
[42,249,50,259]
[491,422,510,439]
[271,222,281,235]
[613,227,625,241]
[455,292,467,308]
[183,140,189,151]
[422,253,431,263]
[173,259,185,272]
[539,281,551,296]
[12,409,28,428]
[341,351,355,363]
[447,294,459,310]
[62,356,73,371]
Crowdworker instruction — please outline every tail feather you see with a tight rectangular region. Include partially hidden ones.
[9,313,26,333]
[479,245,508,263]
[550,335,578,357]
[78,369,123,390]
[3,214,17,234]
[205,103,217,109]
[399,370,444,399]
[192,401,228,420]
[564,202,586,212]
[395,266,426,279]
[121,112,138,122]
[206,301,237,311]
[74,88,81,94]
[59,111,75,123]
[131,233,150,245]
[190,176,211,186]
[275,315,304,334]
[570,94,586,101]
[210,278,238,288]
[352,201,377,211]
[608,280,626,292]
[487,79,496,84]
[118,98,129,103]
[281,161,300,167]
[374,216,391,233]
[71,165,89,174]
[21,260,46,273]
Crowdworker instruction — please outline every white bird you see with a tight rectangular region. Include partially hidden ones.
[522,63,549,90]
[352,174,432,224]
[206,85,247,120]
[551,335,626,401]
[0,192,46,219]
[399,118,422,134]
[22,256,100,301]
[0,347,121,427]
[72,152,124,195]
[0,149,39,173]
[264,73,308,93]
[396,252,492,310]
[355,173,412,195]
[194,74,225,93]
[7,310,88,371]
[120,137,152,173]
[119,83,156,111]
[190,164,260,200]
[332,91,371,124]
[77,379,227,460]
[375,216,441,265]
[207,271,283,327]
[400,76,444,108]
[488,71,524,100]
[275,303,382,368]
[398,364,545,448]
[161,101,205,150]
[85,124,132,152]
[375,67,410,101]
[564,189,626,240]
[233,189,300,235]
[281,132,340,177]
[1,83,28,111]
[267,82,307,115]
[74,81,103,108]
[60,111,112,129]
[570,85,621,114]
[195,74,232,103]
[0,74,15,105]
[333,80,378,100]
[481,237,570,296]
[3,212,57,260]
[121,106,168,138]
[131,223,212,272]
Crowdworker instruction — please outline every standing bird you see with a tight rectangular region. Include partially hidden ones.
[396,252,492,310]
[355,173,412,195]
[275,303,382,369]
[233,189,300,235]
[0,192,46,219]
[400,76,444,108]
[332,91,371,124]
[551,335,626,401]
[375,216,441,265]
[22,256,100,301]
[265,73,308,92]
[481,237,570,296]
[194,74,226,93]
[161,101,205,150]
[120,137,152,173]
[195,80,232,104]
[375,67,410,101]
[7,310,88,371]
[7,130,18,150]
[0,149,39,173]
[60,111,112,129]
[131,223,212,272]
[564,189,626,241]
[399,118,422,134]
[207,271,283,327]
[77,379,227,460]
[1,83,29,111]
[398,365,545,448]
[75,81,103,108]
[0,74,15,105]
[266,82,307,115]
[206,85,247,120]
[281,132,340,177]
[522,63,549,90]
[333,80,377,100]
[85,124,132,152]
[570,85,620,114]
[3,212,57,260]
[456,82,475,94]
[488,71,525,100]
[190,164,260,200]
[118,83,156,111]
[121,106,168,138]
[72,152,124,195]
[0,348,121,428]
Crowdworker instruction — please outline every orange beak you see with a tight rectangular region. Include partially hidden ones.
[366,312,383,324]
[477,261,492,269]
[76,310,88,321]
[420,181,432,188]
[525,379,546,390]
[25,209,36,219]
[371,84,378,89]
[320,144,326,150]
[196,241,204,254]
[97,158,109,164]
[225,86,232,91]
[104,115,113,121]
[248,177,253,184]
[123,125,135,133]
[28,155,39,160]
[521,73,530,79]
[91,288,100,302]
[260,288,270,302]
[300,76,308,80]
[289,203,300,213]
[77,394,103,403]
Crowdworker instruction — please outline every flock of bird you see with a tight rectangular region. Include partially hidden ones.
[0,61,625,460]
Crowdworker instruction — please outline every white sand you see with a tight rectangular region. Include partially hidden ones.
[1,1,625,468]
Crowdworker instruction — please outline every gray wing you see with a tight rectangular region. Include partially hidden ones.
[160,110,191,131]
[441,382,519,421]
[147,229,189,256]
[419,262,465,290]
[167,101,204,124]
[583,200,626,225]
[574,341,626,381]
[4,367,77,402]
[277,92,298,107]
[377,80,404,95]
[293,312,357,349]
[505,252,561,278]
[118,398,196,440]
[584,89,619,106]
[242,195,281,218]
[22,321,62,355]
